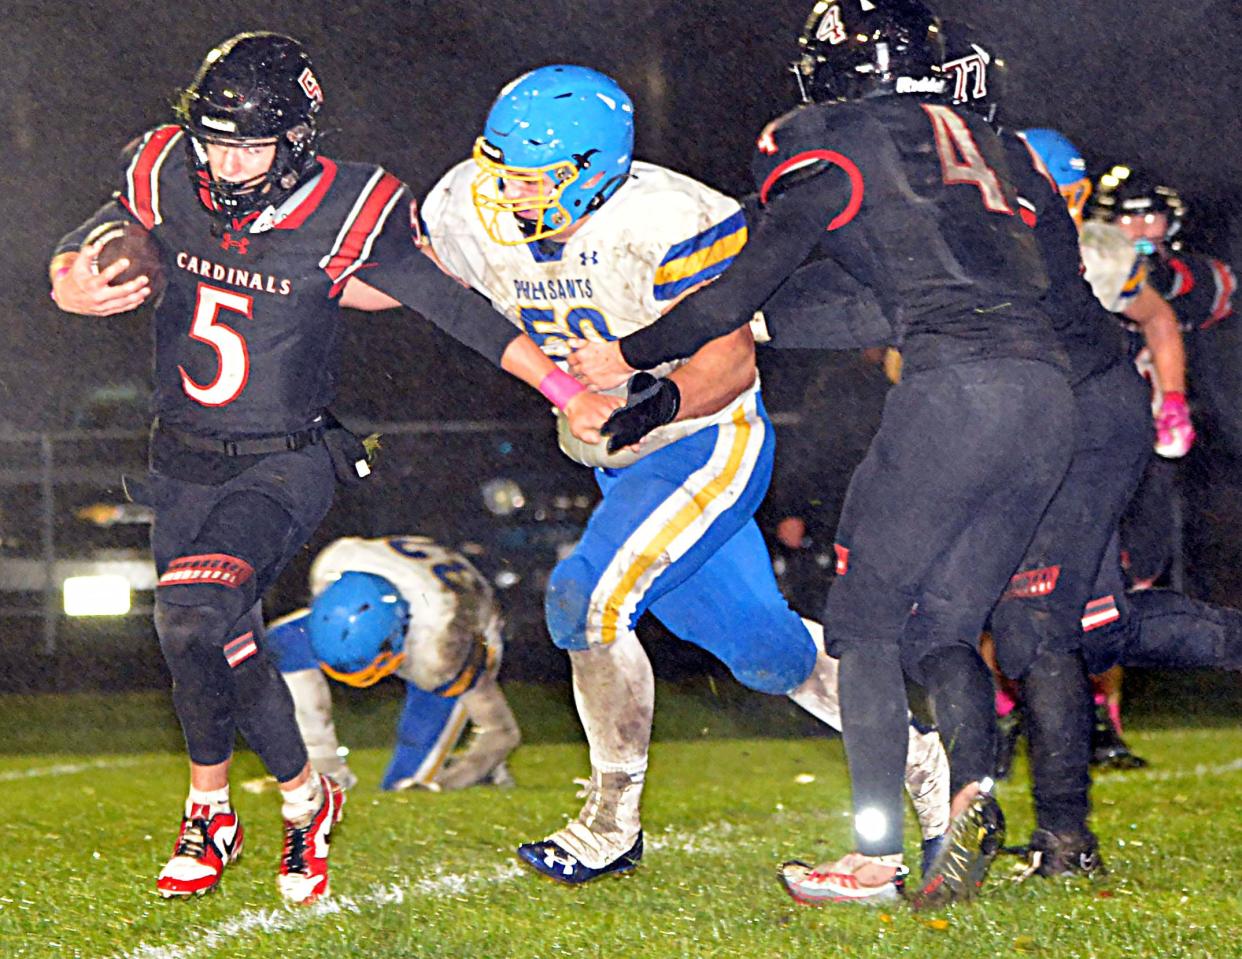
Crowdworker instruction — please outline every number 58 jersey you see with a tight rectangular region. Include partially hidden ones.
[422,159,757,468]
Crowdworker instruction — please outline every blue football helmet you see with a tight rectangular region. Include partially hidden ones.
[472,64,634,245]
[1020,128,1092,226]
[308,572,411,687]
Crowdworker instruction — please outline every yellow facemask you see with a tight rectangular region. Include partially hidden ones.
[470,137,580,245]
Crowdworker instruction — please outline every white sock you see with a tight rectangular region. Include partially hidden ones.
[186,785,231,816]
[280,772,323,823]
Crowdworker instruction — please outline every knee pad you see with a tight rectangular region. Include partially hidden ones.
[545,553,597,651]
[822,560,918,659]
[154,600,234,665]
[720,625,817,696]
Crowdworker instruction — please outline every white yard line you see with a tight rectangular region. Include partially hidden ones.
[0,756,150,782]
[1116,755,1242,783]
[111,821,742,959]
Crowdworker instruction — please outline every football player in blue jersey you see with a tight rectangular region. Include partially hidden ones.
[49,32,614,905]
[418,63,950,887]
[570,1,1083,905]
[266,536,519,794]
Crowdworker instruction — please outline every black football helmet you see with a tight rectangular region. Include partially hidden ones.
[937,19,1007,126]
[173,32,324,219]
[1089,166,1186,243]
[792,0,946,104]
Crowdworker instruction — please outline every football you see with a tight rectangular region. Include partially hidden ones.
[85,220,166,300]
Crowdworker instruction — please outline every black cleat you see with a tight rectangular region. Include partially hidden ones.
[1022,828,1104,878]
[1090,705,1148,769]
[910,791,1006,910]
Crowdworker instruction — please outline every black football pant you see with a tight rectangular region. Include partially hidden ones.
[985,360,1152,832]
[825,358,1075,856]
[147,444,336,783]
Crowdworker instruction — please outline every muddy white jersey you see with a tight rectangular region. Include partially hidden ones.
[1080,220,1147,313]
[309,536,501,687]
[422,159,759,468]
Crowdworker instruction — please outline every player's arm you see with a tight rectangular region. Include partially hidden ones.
[668,324,756,420]
[574,168,852,389]
[354,204,619,441]
[1124,284,1187,395]
[267,610,357,787]
[50,200,152,316]
[1125,283,1195,457]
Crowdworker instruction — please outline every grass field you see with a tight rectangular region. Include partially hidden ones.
[1,673,1240,959]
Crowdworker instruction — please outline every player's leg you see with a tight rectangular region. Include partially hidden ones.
[867,360,1074,907]
[153,448,342,903]
[526,408,772,882]
[434,673,522,791]
[1083,537,1242,676]
[647,523,950,851]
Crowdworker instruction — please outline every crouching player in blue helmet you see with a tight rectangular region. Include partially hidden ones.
[419,63,950,887]
[265,536,520,792]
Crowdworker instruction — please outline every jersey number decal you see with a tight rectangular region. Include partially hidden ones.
[922,104,1014,215]
[432,561,475,592]
[814,6,847,44]
[180,283,252,407]
[519,305,614,355]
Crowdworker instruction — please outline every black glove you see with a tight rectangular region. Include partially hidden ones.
[602,372,681,453]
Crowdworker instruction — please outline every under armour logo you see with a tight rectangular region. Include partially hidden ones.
[579,251,598,266]
[220,232,250,255]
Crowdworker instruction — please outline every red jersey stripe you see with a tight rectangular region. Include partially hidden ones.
[125,125,181,230]
[321,170,403,281]
[759,150,865,232]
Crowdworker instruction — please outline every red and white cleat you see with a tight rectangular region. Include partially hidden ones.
[778,852,907,906]
[277,774,345,905]
[156,804,244,898]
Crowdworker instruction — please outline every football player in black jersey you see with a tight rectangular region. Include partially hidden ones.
[49,32,616,905]
[572,0,1079,905]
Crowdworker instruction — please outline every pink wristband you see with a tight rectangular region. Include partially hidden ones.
[539,368,586,410]
[50,265,70,302]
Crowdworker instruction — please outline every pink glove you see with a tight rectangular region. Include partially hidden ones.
[1154,392,1195,458]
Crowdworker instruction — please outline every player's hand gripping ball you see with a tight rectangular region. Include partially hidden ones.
[84,221,166,300]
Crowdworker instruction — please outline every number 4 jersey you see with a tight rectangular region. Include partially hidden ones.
[54,125,415,438]
[752,98,1064,375]
[621,97,1069,376]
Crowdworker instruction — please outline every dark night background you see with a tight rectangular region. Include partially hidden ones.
[0,2,1239,690]
[3,0,1240,428]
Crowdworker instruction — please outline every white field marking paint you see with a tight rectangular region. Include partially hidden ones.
[112,820,744,959]
[0,756,149,783]
[1109,755,1242,784]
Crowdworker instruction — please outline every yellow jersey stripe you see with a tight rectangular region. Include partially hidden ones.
[600,404,753,644]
